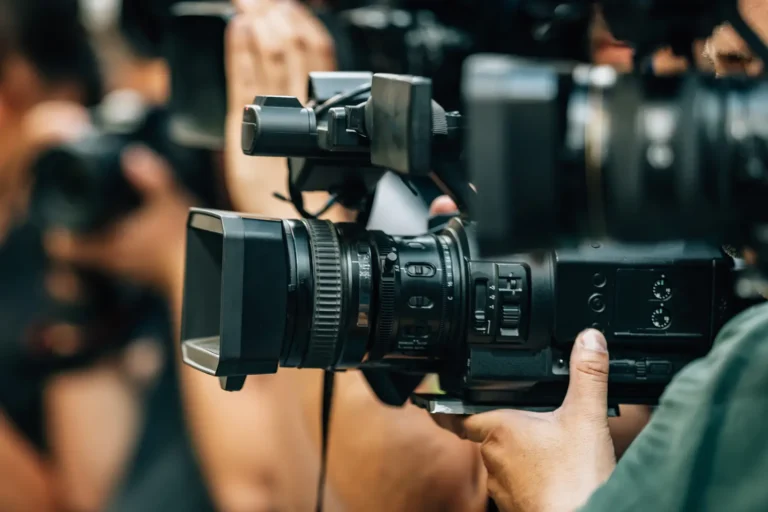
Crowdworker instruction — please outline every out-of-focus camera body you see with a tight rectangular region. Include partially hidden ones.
[26,92,219,369]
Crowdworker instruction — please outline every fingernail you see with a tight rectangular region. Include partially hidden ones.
[579,329,608,353]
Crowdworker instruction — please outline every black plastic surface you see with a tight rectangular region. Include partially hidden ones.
[181,209,288,377]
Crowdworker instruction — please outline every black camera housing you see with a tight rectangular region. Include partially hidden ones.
[166,1,234,150]
[181,204,738,407]
[179,71,743,411]
[437,222,734,406]
[29,102,218,233]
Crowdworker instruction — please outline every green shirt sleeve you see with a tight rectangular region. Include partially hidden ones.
[582,302,768,511]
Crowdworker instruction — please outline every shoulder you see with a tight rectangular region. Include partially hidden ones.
[582,302,768,511]
[660,300,768,405]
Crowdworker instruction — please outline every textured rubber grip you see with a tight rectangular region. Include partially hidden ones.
[303,220,343,369]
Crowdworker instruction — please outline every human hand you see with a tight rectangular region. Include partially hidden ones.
[224,0,339,216]
[0,101,89,236]
[436,329,616,512]
[44,146,193,298]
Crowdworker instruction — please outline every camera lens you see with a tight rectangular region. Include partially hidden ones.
[280,219,462,371]
[30,148,97,231]
[30,135,141,233]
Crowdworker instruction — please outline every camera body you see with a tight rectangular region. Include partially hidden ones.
[181,207,735,407]
[179,0,768,410]
[29,92,219,233]
[332,1,593,109]
[26,92,219,369]
[436,221,734,408]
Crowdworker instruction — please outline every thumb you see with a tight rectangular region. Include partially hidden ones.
[429,196,458,216]
[560,329,610,422]
[121,146,174,200]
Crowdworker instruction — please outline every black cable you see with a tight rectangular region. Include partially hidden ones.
[314,83,371,117]
[316,371,335,512]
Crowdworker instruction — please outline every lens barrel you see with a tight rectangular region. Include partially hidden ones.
[181,210,463,378]
[282,219,462,370]
[30,134,140,232]
[465,55,768,255]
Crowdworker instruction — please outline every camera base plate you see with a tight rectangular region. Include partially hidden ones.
[411,393,619,417]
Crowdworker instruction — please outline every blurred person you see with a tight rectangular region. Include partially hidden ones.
[590,6,711,74]
[39,2,220,512]
[0,0,213,511]
[0,0,107,510]
[435,2,768,511]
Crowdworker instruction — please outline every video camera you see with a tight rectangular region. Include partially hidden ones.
[180,72,739,411]
[26,90,221,368]
[179,0,766,412]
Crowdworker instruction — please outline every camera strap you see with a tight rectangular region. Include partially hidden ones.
[316,370,335,512]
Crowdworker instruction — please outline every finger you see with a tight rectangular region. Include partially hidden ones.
[226,15,262,111]
[461,410,523,444]
[560,329,610,423]
[44,229,115,269]
[431,413,468,439]
[121,146,174,200]
[233,0,275,14]
[41,323,85,357]
[250,14,289,94]
[429,196,459,216]
[22,101,90,149]
[45,267,85,304]
[269,4,307,98]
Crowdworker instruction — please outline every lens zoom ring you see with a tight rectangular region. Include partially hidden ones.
[303,220,343,369]
[374,278,396,356]
[371,236,396,358]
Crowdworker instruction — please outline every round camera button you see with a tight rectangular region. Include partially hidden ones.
[589,293,606,313]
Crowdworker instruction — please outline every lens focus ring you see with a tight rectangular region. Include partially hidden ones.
[303,220,343,369]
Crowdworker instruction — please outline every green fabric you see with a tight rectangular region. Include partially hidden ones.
[583,301,768,511]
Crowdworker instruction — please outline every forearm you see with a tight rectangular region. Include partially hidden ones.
[0,413,57,512]
[44,362,140,512]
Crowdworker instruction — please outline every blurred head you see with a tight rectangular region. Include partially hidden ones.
[0,0,101,118]
[0,0,102,216]
[704,0,768,76]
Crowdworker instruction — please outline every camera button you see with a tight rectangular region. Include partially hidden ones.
[592,273,607,288]
[408,296,433,309]
[406,264,436,277]
[649,362,672,376]
[610,362,632,375]
[589,293,606,313]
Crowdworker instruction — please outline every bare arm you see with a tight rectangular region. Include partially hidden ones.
[44,361,142,512]
[0,412,57,512]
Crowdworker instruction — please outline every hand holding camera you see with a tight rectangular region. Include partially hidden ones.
[45,146,193,298]
[436,329,615,512]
